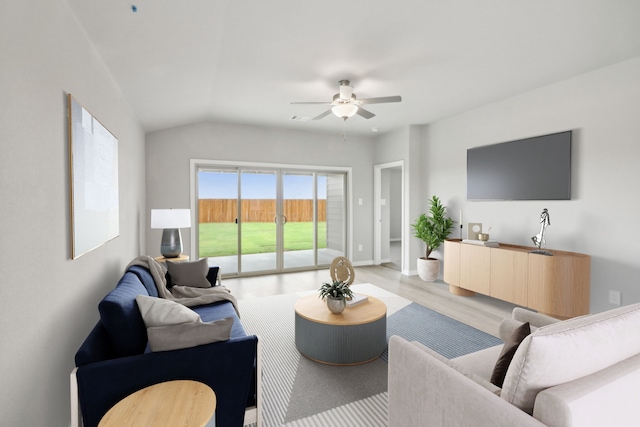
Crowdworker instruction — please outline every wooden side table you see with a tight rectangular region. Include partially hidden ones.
[98,380,216,427]
[154,254,190,263]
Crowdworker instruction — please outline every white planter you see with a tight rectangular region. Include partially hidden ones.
[417,257,440,282]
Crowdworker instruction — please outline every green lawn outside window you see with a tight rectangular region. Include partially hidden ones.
[199,222,327,257]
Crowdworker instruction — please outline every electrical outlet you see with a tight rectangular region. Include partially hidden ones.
[358,244,363,252]
[609,290,621,306]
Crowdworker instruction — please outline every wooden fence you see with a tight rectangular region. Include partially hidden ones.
[198,199,326,223]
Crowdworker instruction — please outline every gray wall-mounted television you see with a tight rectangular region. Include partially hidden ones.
[467,131,572,201]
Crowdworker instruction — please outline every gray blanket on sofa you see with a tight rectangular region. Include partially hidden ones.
[126,255,240,316]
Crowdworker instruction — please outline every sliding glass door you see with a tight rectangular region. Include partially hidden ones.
[319,172,347,265]
[241,170,277,273]
[197,169,239,275]
[282,171,316,270]
[196,163,347,276]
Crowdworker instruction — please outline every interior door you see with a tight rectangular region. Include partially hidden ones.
[374,161,404,272]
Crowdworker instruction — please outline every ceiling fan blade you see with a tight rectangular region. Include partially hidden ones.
[357,95,402,105]
[356,107,375,119]
[290,101,332,105]
[312,110,333,120]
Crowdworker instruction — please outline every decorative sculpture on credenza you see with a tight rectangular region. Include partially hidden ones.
[531,208,553,256]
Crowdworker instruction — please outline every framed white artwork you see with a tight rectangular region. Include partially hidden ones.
[68,94,119,259]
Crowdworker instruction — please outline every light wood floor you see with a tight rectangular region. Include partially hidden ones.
[223,265,518,338]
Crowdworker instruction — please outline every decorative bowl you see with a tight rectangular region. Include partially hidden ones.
[478,233,490,241]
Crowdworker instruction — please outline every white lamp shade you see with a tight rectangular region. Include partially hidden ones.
[151,209,191,229]
[331,104,358,119]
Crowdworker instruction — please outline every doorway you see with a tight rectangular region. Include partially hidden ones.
[374,161,404,272]
[191,161,349,276]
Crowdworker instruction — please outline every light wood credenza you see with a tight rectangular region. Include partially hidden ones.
[443,239,591,319]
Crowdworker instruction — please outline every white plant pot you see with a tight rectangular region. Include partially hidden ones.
[417,257,440,282]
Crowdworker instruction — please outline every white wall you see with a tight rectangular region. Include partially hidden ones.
[145,121,376,264]
[0,2,146,425]
[422,56,640,313]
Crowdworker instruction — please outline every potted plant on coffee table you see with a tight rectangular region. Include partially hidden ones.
[412,195,454,282]
[318,280,354,314]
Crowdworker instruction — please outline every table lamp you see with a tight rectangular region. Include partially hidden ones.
[151,209,191,258]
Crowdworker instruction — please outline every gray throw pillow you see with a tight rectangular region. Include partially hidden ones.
[146,317,234,352]
[166,258,211,288]
[135,294,200,327]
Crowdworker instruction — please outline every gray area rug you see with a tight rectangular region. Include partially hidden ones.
[239,284,502,427]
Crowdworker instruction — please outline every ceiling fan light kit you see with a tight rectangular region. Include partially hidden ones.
[332,104,359,120]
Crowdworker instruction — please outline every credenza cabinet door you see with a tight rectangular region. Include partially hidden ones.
[443,240,460,287]
[459,244,491,295]
[490,248,528,306]
[528,252,591,318]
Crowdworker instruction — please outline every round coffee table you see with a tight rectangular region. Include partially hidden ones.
[294,294,387,365]
[98,380,216,427]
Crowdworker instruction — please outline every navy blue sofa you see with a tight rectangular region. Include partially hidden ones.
[71,264,260,427]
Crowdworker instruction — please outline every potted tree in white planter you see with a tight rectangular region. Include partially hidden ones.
[412,196,454,282]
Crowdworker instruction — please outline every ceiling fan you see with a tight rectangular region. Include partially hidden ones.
[291,80,402,121]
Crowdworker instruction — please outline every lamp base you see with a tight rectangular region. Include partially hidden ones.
[160,228,183,258]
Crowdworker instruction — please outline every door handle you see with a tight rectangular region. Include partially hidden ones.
[282,215,287,225]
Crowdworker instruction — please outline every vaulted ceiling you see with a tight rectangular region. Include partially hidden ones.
[66,0,640,135]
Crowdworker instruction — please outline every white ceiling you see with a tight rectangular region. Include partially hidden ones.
[66,0,640,136]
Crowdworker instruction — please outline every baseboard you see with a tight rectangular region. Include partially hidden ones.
[352,260,374,267]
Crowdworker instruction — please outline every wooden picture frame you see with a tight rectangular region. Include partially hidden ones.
[68,94,119,259]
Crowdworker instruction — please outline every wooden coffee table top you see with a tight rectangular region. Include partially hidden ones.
[294,294,386,325]
[98,380,216,427]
